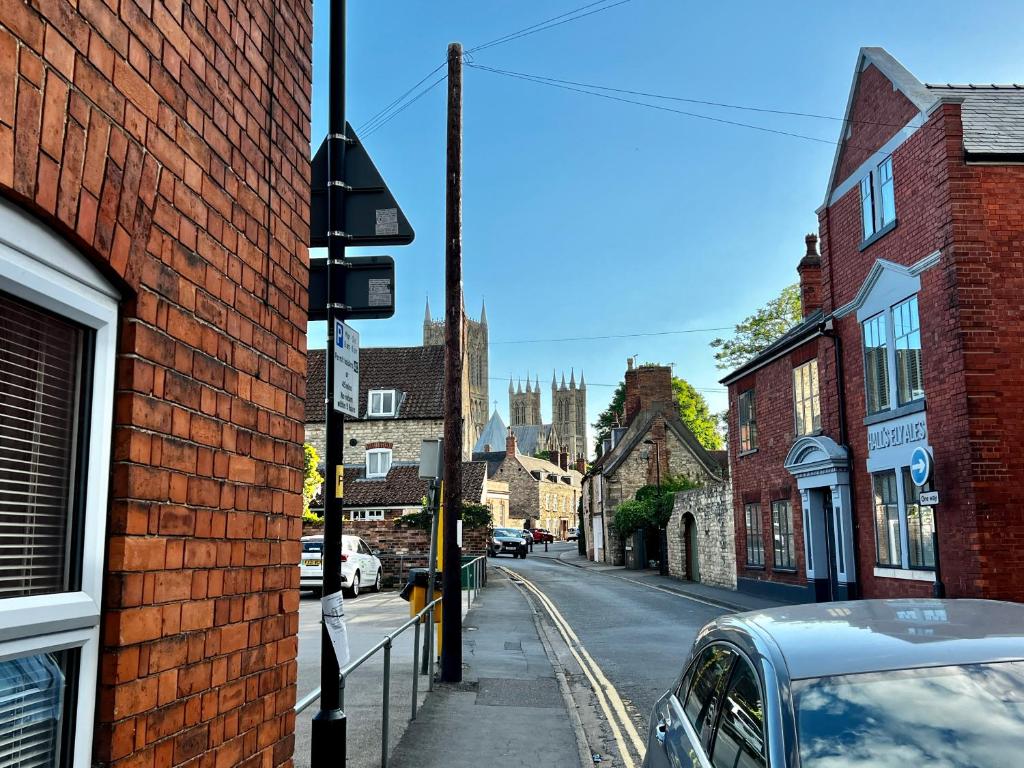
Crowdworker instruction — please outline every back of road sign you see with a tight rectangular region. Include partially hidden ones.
[310,122,415,248]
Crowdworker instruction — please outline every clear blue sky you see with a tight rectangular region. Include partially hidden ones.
[307,1,1024,454]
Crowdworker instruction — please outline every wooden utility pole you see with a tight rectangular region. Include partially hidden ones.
[440,41,464,684]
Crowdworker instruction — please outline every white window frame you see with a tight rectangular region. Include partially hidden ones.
[859,155,896,241]
[349,509,386,522]
[368,389,397,417]
[862,293,925,417]
[0,198,118,768]
[365,448,392,478]
[738,389,757,453]
[792,359,821,436]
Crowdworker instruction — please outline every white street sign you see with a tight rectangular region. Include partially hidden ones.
[333,320,359,417]
[919,491,939,506]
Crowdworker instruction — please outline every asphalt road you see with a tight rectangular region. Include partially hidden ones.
[499,542,730,735]
[293,588,430,768]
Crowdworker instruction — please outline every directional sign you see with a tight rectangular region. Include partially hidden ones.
[909,446,932,487]
[310,122,415,247]
[308,256,395,321]
[333,320,359,417]
[919,491,939,505]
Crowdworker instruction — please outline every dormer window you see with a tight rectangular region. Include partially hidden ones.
[368,389,397,417]
[860,156,896,244]
[366,448,392,478]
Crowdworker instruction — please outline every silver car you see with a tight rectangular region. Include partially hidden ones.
[642,599,1024,768]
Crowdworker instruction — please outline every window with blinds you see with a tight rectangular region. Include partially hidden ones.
[872,471,901,567]
[793,359,821,436]
[0,293,88,599]
[893,296,924,405]
[862,313,890,415]
[739,389,757,452]
[0,649,75,768]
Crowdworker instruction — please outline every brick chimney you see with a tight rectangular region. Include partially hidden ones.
[559,449,569,470]
[798,233,822,318]
[506,428,517,456]
[575,454,586,473]
[624,361,674,422]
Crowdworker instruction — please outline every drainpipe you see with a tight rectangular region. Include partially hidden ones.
[820,312,861,599]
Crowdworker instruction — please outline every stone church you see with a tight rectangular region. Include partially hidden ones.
[509,371,587,458]
[423,298,489,450]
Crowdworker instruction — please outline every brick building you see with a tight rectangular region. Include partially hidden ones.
[582,361,725,565]
[0,0,311,766]
[723,47,1024,603]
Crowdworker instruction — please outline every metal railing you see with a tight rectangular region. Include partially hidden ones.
[295,595,441,767]
[294,555,489,767]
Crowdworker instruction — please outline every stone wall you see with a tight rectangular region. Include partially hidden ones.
[303,418,443,467]
[667,480,736,589]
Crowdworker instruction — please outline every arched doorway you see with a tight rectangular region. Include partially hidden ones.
[683,514,699,582]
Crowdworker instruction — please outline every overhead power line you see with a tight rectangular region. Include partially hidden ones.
[468,63,865,148]
[468,0,635,54]
[358,61,446,135]
[362,74,448,139]
[487,376,726,393]
[491,326,731,345]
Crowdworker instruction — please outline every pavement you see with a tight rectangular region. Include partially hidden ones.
[389,567,582,767]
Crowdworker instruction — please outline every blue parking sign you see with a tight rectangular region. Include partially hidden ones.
[910,446,931,487]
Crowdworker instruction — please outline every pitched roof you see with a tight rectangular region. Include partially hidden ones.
[474,409,508,453]
[510,424,557,456]
[924,83,1024,158]
[343,461,488,507]
[305,345,445,423]
[471,451,506,479]
[719,310,824,386]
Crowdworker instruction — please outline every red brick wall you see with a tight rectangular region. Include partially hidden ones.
[729,343,820,589]
[832,63,919,185]
[624,364,673,422]
[1,0,312,765]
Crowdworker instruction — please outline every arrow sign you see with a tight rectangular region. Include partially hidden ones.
[309,122,415,248]
[909,446,932,487]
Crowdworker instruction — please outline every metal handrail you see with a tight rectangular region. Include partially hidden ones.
[295,556,489,767]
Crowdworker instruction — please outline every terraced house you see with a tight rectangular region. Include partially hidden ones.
[724,48,1024,604]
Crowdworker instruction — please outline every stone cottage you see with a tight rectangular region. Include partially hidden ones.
[582,361,725,565]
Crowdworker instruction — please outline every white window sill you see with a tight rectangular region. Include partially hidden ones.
[874,566,935,582]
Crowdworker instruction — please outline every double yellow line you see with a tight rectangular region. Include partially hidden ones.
[500,567,647,767]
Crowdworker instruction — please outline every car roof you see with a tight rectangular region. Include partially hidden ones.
[713,599,1024,680]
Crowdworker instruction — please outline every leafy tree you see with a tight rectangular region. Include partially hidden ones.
[709,284,802,370]
[593,369,722,456]
[303,443,325,518]
[612,476,699,537]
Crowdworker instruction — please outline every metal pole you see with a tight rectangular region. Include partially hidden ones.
[312,0,348,762]
[422,479,439,675]
[440,41,464,684]
[381,641,391,767]
[411,620,421,720]
[427,605,435,691]
[932,528,945,598]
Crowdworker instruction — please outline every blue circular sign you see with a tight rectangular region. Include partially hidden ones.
[910,446,932,487]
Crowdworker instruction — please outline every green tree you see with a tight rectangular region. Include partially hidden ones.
[709,284,802,370]
[613,476,699,537]
[593,369,722,456]
[303,443,325,519]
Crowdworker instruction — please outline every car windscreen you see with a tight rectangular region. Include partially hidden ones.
[794,661,1024,768]
[302,540,323,553]
[494,529,519,537]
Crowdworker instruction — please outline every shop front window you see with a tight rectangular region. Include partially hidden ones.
[872,471,901,567]
[903,469,935,569]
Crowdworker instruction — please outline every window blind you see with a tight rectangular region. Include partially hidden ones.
[0,651,68,768]
[0,294,86,598]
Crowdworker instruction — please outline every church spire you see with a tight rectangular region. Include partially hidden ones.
[569,368,576,388]
[424,296,431,324]
[579,370,586,389]
[551,370,557,390]
[560,372,567,390]
[480,298,487,325]
[526,374,532,393]
[508,376,514,395]
[535,374,540,393]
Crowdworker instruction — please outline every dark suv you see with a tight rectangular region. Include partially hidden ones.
[489,528,529,558]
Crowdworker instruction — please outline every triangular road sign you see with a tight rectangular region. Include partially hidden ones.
[309,122,415,248]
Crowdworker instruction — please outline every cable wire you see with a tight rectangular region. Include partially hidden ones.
[491,327,732,345]
[468,0,634,54]
[362,74,448,139]
[358,61,447,135]
[468,63,872,149]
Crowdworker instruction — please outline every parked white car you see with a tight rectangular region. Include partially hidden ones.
[300,534,382,597]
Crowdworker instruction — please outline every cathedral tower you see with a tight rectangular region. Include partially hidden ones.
[551,369,587,458]
[423,298,489,448]
[508,374,541,426]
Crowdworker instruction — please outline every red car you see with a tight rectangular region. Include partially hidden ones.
[529,528,555,543]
